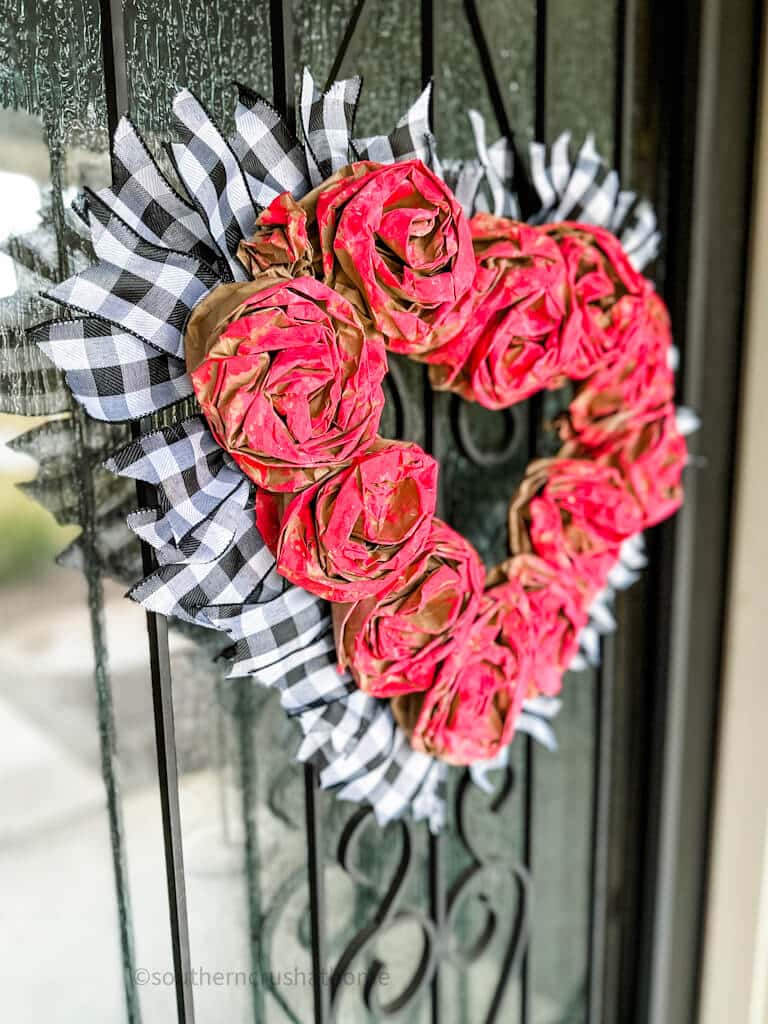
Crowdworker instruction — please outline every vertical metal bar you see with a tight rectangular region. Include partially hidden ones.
[98,1,195,1021]
[270,0,296,130]
[587,8,626,1020]
[237,684,267,1023]
[86,3,139,1022]
[70,402,143,1024]
[99,0,129,137]
[521,7,547,1022]
[520,738,534,1024]
[429,831,444,1024]
[304,764,330,1023]
[586,643,614,1024]
[143,599,195,1024]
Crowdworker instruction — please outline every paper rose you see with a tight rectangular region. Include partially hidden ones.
[238,193,315,278]
[428,214,569,407]
[546,222,648,379]
[392,597,529,765]
[258,440,439,603]
[509,458,644,597]
[490,555,588,697]
[185,276,387,492]
[334,518,485,697]
[602,411,687,529]
[241,159,476,356]
[566,290,675,446]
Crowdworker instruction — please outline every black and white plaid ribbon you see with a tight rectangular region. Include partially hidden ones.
[31,68,675,826]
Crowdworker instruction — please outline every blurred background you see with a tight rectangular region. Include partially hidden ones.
[0,1,765,1023]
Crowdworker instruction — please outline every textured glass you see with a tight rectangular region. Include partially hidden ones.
[122,4,311,1021]
[435,0,537,158]
[545,0,618,156]
[0,0,108,415]
[124,0,273,137]
[0,1,172,1021]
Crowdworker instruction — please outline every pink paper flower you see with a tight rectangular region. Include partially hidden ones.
[498,554,588,697]
[599,410,687,529]
[566,291,675,446]
[429,214,569,407]
[335,518,485,696]
[188,277,387,492]
[259,440,439,603]
[395,596,529,765]
[545,222,648,379]
[238,192,314,277]
[510,457,644,598]
[313,160,476,354]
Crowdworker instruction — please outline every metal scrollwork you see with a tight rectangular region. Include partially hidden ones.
[330,808,438,1017]
[452,394,524,469]
[327,770,530,1022]
[447,769,531,1023]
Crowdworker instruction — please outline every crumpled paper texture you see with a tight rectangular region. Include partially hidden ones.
[487,555,588,698]
[593,411,687,529]
[428,213,569,407]
[564,291,675,446]
[392,594,529,766]
[334,518,485,696]
[509,457,645,600]
[241,160,476,356]
[258,439,439,602]
[187,276,387,491]
[182,156,689,771]
[545,222,648,380]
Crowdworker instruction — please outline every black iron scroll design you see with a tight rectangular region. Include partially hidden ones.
[448,769,532,1023]
[330,809,439,1017]
[327,772,531,1022]
[452,395,524,469]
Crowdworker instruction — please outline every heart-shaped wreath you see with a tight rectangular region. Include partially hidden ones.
[31,71,695,828]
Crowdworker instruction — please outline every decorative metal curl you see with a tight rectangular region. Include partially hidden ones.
[329,807,439,1018]
[452,393,524,468]
[447,768,532,1023]
[327,770,530,1022]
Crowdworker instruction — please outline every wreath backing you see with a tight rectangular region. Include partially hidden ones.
[31,70,696,828]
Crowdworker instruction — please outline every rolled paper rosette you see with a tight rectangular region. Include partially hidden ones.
[509,458,644,600]
[186,276,387,492]
[428,214,569,407]
[544,222,649,380]
[392,588,534,765]
[240,159,476,356]
[334,518,485,697]
[565,290,675,446]
[488,555,589,698]
[590,410,687,530]
[256,440,439,603]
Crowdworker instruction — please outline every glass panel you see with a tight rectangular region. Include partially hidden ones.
[0,2,178,1020]
[544,0,618,156]
[0,416,134,1021]
[435,0,537,158]
[120,4,316,1021]
[1,1,631,1021]
[124,0,273,138]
